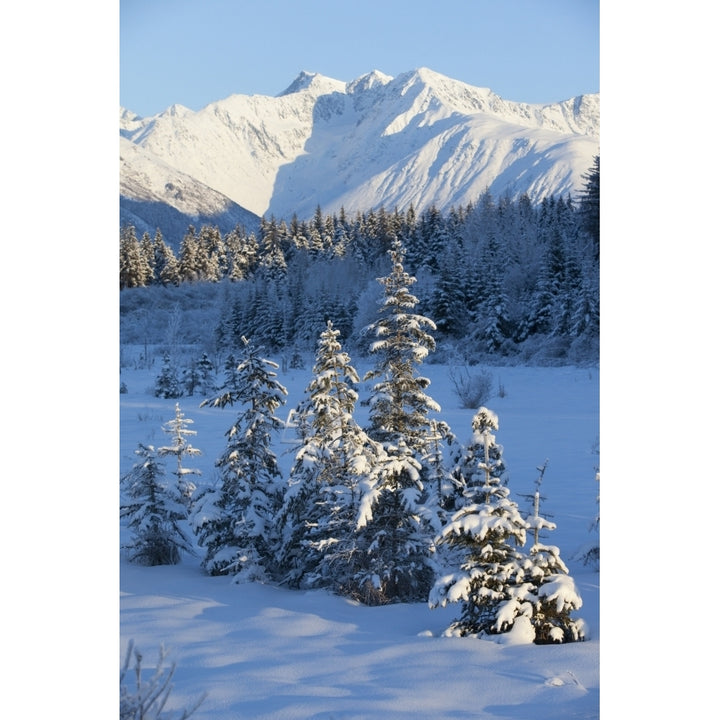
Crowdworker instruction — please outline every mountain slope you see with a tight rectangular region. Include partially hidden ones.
[119,129,261,246]
[120,67,599,231]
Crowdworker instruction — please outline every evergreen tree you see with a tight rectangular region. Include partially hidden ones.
[154,353,182,399]
[139,231,156,285]
[521,464,586,643]
[258,216,288,280]
[157,403,202,506]
[225,226,257,281]
[198,225,226,281]
[473,234,512,353]
[429,408,531,637]
[519,224,566,342]
[191,337,287,580]
[553,226,582,339]
[120,225,151,289]
[120,443,194,566]
[218,353,242,395]
[364,239,441,457]
[416,418,456,534]
[217,295,248,355]
[277,321,382,590]
[178,226,201,282]
[196,352,217,396]
[152,228,180,286]
[181,358,202,397]
[430,240,469,339]
[577,155,600,261]
[355,239,442,603]
[352,439,432,604]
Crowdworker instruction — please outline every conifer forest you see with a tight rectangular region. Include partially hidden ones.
[120,158,599,368]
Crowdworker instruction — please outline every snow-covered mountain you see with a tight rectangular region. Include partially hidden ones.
[120,67,599,241]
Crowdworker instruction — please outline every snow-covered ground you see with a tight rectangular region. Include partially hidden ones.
[119,351,599,719]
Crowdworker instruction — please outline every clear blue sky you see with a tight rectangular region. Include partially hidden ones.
[120,0,599,117]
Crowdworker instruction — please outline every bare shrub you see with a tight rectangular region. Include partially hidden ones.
[497,378,506,398]
[120,640,206,720]
[448,364,493,409]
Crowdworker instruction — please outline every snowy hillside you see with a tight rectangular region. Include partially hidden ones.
[120,67,599,231]
[119,136,261,241]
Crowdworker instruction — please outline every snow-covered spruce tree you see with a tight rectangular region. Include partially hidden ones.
[429,407,533,637]
[181,357,201,397]
[218,353,242,396]
[354,238,443,604]
[191,337,287,581]
[432,404,508,571]
[152,228,181,286]
[196,351,217,396]
[471,233,512,354]
[154,352,182,399]
[120,443,195,566]
[521,461,586,643]
[421,418,458,530]
[120,224,152,289]
[277,321,383,590]
[157,403,202,507]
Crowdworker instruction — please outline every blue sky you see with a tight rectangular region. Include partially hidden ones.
[120,0,599,117]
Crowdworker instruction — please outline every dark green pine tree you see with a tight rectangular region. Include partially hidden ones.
[567,248,599,363]
[191,337,287,581]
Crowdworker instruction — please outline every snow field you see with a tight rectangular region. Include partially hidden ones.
[120,354,599,719]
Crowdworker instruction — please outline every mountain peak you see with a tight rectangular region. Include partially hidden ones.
[277,71,346,98]
[347,70,393,94]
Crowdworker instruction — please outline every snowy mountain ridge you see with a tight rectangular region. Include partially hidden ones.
[120,67,599,240]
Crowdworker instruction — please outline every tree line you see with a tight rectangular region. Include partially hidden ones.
[121,240,588,644]
[120,157,599,364]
